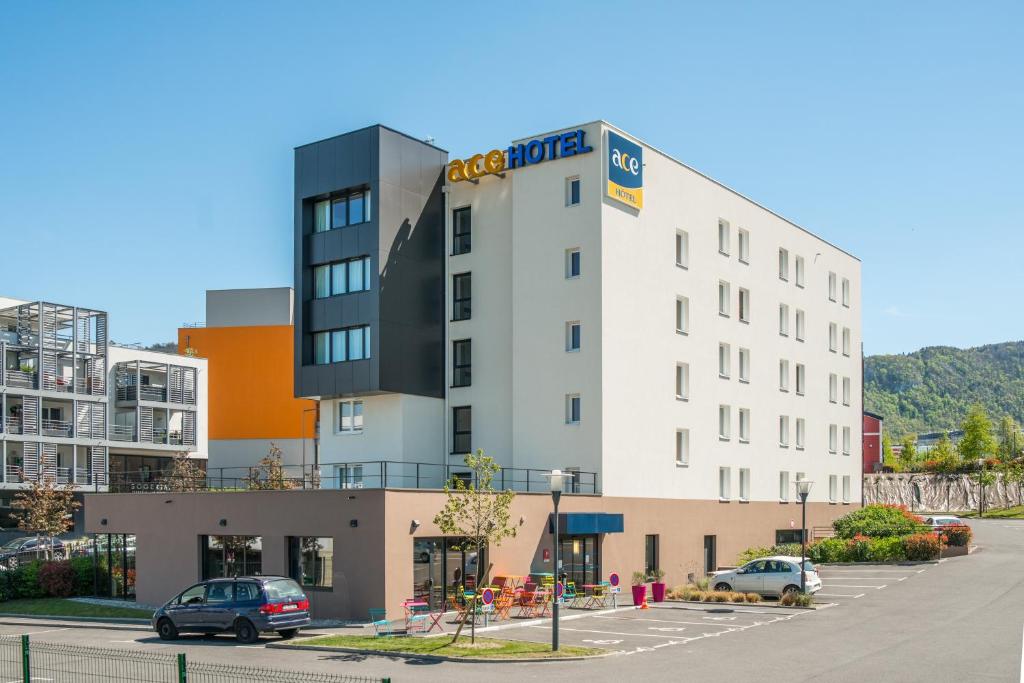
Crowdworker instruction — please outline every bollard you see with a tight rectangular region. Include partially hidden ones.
[177,652,187,683]
[20,634,28,683]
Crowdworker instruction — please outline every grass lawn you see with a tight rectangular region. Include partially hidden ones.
[297,634,605,659]
[0,598,153,619]
[960,505,1024,519]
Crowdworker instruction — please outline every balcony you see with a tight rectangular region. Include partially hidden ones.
[40,419,73,438]
[4,418,22,435]
[5,370,37,389]
[117,385,168,402]
[108,424,135,442]
[41,373,75,393]
[4,467,21,484]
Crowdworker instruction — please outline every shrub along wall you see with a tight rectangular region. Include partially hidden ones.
[0,557,97,602]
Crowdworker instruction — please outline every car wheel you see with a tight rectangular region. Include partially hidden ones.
[714,582,732,592]
[157,618,179,641]
[234,619,259,644]
[52,551,64,561]
[782,585,800,595]
[7,557,18,570]
[277,628,299,640]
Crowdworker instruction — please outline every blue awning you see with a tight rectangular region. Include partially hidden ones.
[548,512,624,535]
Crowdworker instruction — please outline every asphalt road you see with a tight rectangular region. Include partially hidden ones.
[0,519,1020,682]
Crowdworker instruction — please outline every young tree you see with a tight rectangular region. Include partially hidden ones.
[164,451,206,492]
[882,433,896,470]
[958,404,998,464]
[246,443,297,490]
[899,434,918,471]
[12,479,81,559]
[433,450,517,644]
[997,415,1022,462]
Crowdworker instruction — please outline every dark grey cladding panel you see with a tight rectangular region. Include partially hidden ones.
[297,127,377,200]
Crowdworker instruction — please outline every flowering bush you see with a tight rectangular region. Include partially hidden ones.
[833,504,924,539]
[39,560,76,598]
[941,525,973,547]
[902,533,941,561]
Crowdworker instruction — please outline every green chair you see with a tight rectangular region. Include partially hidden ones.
[369,608,394,637]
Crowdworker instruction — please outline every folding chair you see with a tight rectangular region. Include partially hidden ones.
[563,581,579,607]
[369,608,394,637]
[405,604,432,633]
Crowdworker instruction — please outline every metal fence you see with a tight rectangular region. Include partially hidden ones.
[0,635,388,683]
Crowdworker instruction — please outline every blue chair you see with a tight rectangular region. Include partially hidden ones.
[369,608,394,637]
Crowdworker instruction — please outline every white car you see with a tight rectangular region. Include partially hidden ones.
[924,515,963,531]
[711,556,821,596]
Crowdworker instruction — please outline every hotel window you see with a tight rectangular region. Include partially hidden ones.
[779,471,790,502]
[779,415,790,447]
[829,475,838,503]
[796,471,806,487]
[829,323,838,352]
[718,405,731,440]
[452,273,471,321]
[566,322,581,352]
[778,248,789,281]
[829,373,838,403]
[331,189,371,229]
[314,256,372,299]
[566,394,581,424]
[779,304,789,336]
[675,429,689,466]
[718,219,730,256]
[337,400,364,433]
[738,408,750,443]
[452,406,472,454]
[795,363,805,395]
[719,467,731,501]
[842,377,851,406]
[452,339,472,387]
[738,288,750,323]
[566,248,581,278]
[842,475,851,503]
[842,278,850,307]
[675,362,689,400]
[202,536,262,579]
[675,230,689,268]
[829,424,838,453]
[795,418,806,449]
[842,327,851,356]
[739,468,750,501]
[795,309,805,341]
[843,426,851,455]
[566,176,581,206]
[719,281,731,317]
[675,296,689,334]
[738,229,750,264]
[313,200,330,233]
[795,255,805,287]
[779,359,790,392]
[828,272,837,301]
[288,537,333,589]
[313,326,371,364]
[738,348,750,383]
[452,207,471,255]
[719,343,731,378]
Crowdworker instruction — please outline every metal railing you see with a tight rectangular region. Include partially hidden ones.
[108,424,135,441]
[116,385,168,402]
[4,466,22,484]
[0,636,388,683]
[4,370,36,389]
[40,419,73,438]
[41,373,75,392]
[105,461,600,494]
[151,427,168,444]
[3,418,22,435]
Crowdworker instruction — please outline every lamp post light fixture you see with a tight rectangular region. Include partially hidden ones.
[794,478,814,594]
[543,469,567,652]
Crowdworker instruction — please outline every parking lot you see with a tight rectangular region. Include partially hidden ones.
[814,563,934,604]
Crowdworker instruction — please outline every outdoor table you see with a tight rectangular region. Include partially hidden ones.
[401,600,432,632]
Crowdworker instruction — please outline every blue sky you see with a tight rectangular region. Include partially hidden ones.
[1,1,1021,355]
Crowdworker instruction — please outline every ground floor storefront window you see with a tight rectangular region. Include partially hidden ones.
[559,534,599,587]
[201,535,262,579]
[91,534,136,600]
[412,537,486,611]
[288,536,333,588]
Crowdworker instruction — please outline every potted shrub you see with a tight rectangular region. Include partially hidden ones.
[630,571,648,606]
[649,568,667,602]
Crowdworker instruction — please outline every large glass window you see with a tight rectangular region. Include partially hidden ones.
[327,189,371,231]
[645,535,659,576]
[314,332,330,365]
[202,536,263,579]
[314,200,330,233]
[452,273,471,321]
[314,265,331,299]
[453,207,471,255]
[347,258,365,293]
[452,406,471,454]
[452,340,471,387]
[289,537,334,589]
[413,538,486,610]
[348,193,365,225]
[331,197,348,229]
[316,326,371,364]
[314,256,371,299]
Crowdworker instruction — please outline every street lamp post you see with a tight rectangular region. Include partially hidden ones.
[977,458,985,518]
[795,478,814,594]
[544,469,566,652]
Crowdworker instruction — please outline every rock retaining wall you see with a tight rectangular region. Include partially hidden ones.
[863,472,1023,513]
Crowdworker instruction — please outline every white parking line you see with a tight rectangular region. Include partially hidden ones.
[1019,623,1023,683]
[816,592,865,598]
[528,625,710,639]
[819,577,895,581]
[822,584,887,589]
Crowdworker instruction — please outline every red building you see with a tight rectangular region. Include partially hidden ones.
[863,411,884,474]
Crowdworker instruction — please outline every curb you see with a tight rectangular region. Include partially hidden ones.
[815,560,940,566]
[0,614,150,630]
[266,640,616,663]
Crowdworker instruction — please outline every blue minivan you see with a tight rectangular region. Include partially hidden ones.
[153,576,311,643]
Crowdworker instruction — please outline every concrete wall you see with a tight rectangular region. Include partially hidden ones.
[206,288,294,327]
[864,472,1023,512]
[207,438,309,472]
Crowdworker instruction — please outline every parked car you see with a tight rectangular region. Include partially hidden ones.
[153,576,311,643]
[924,515,964,531]
[0,536,65,566]
[711,556,821,596]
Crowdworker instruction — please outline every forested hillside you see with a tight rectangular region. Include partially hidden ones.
[865,341,1024,437]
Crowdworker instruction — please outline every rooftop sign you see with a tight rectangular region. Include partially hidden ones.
[447,129,593,183]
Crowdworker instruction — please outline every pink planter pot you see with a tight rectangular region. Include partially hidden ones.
[631,584,647,605]
[651,582,666,602]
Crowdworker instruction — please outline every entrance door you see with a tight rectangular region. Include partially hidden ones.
[703,535,716,574]
[559,535,599,587]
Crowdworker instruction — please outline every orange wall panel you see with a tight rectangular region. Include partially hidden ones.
[177,326,315,440]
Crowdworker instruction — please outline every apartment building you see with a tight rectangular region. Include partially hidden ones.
[86,121,861,619]
[0,299,207,517]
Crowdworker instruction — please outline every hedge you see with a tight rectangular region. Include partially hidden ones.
[0,556,99,602]
[833,504,925,539]
[806,533,941,563]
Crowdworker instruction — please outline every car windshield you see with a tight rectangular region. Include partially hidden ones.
[1,539,24,550]
[264,579,305,600]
